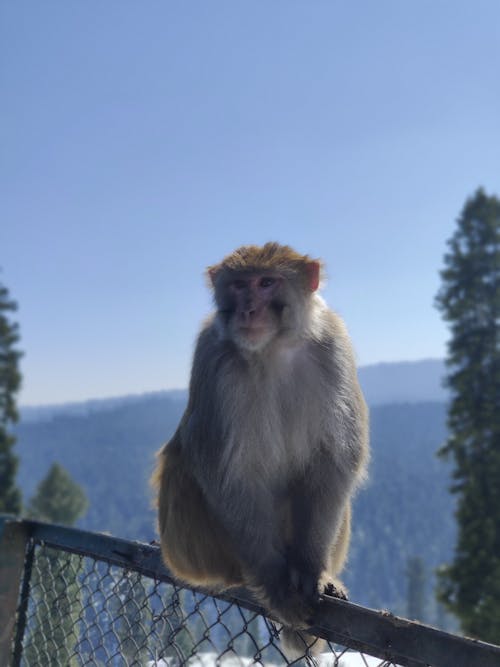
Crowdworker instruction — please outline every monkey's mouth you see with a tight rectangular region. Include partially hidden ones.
[238,325,266,336]
[235,325,274,352]
[237,324,273,343]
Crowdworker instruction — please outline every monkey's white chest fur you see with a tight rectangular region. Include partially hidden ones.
[221,343,324,480]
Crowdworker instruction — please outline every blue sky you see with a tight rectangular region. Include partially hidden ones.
[1,2,499,405]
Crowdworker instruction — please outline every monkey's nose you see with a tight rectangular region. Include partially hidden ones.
[240,309,257,323]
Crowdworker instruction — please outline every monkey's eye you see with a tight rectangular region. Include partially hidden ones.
[232,279,247,290]
[260,277,276,288]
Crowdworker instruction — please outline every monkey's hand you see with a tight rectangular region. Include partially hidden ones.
[287,553,323,608]
[321,577,348,601]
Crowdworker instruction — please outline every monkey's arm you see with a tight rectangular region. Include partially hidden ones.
[288,449,354,602]
[289,324,369,603]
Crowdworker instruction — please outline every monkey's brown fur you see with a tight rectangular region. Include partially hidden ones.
[208,241,318,275]
[152,445,243,588]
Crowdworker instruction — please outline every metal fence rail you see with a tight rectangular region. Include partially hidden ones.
[1,517,499,667]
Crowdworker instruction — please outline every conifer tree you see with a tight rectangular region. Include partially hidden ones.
[27,462,88,524]
[25,465,88,666]
[0,280,22,514]
[435,188,500,642]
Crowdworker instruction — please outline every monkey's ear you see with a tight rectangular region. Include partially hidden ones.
[208,267,218,287]
[305,261,321,291]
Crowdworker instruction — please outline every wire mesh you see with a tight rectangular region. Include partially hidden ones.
[16,540,401,667]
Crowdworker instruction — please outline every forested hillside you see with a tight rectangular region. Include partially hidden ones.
[15,394,454,625]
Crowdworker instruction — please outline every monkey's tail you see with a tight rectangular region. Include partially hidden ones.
[280,627,325,662]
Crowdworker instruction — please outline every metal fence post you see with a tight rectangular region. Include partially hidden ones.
[0,516,29,667]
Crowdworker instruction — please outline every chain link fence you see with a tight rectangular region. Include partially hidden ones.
[14,541,396,667]
[2,518,500,667]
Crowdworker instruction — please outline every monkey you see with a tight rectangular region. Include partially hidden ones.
[152,242,369,659]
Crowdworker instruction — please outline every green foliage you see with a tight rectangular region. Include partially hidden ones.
[0,280,22,514]
[24,465,88,666]
[27,462,88,525]
[435,188,500,642]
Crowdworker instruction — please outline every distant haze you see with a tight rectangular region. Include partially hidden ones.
[20,358,447,422]
[358,358,446,405]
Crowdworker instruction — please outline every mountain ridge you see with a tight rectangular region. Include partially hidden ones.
[20,358,447,423]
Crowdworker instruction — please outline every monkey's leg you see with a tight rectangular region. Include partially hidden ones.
[156,447,243,588]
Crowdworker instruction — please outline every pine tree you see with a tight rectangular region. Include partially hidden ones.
[0,280,23,514]
[27,463,88,524]
[435,188,500,642]
[24,465,88,666]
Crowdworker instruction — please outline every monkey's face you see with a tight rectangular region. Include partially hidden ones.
[208,245,322,353]
[217,272,288,352]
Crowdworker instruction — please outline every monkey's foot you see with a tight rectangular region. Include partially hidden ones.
[272,592,315,630]
[288,564,322,606]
